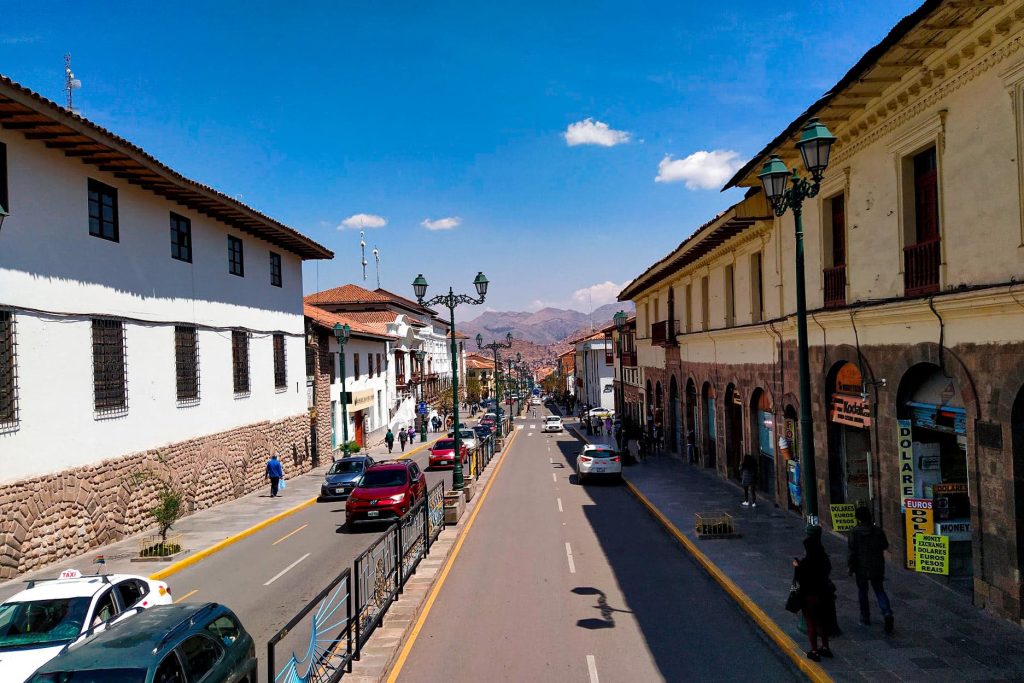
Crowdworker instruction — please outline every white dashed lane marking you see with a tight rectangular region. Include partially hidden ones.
[587,655,599,683]
[565,542,576,574]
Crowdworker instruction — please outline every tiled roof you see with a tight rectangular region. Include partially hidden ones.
[0,74,331,260]
[464,357,492,370]
[304,284,393,306]
[304,304,396,341]
[374,288,438,316]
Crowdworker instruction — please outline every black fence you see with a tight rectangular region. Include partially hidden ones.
[427,482,445,546]
[398,499,426,588]
[267,567,353,683]
[354,523,400,656]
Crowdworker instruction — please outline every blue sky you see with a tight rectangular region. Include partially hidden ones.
[2,1,920,317]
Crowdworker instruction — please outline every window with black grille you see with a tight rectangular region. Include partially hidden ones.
[228,236,244,277]
[232,331,250,396]
[170,213,192,263]
[273,334,287,390]
[88,179,118,242]
[0,142,9,217]
[270,252,282,287]
[175,326,199,404]
[92,319,127,413]
[0,311,18,428]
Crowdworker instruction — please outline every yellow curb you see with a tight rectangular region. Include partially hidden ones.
[623,478,831,683]
[385,426,520,683]
[149,495,317,581]
[396,436,441,460]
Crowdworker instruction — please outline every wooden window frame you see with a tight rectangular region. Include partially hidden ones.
[170,213,192,263]
[231,330,250,397]
[175,326,200,405]
[228,236,244,277]
[273,334,287,390]
[88,178,119,242]
[354,353,360,380]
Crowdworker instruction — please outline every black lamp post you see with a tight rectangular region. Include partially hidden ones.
[332,323,351,452]
[477,332,513,437]
[415,349,427,443]
[613,310,628,420]
[0,205,8,232]
[412,272,488,491]
[757,116,836,532]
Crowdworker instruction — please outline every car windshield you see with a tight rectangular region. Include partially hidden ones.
[587,449,615,458]
[433,439,456,450]
[31,670,147,683]
[358,469,408,488]
[0,597,90,649]
[329,460,364,475]
[545,417,559,422]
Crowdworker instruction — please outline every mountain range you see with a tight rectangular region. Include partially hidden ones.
[460,302,634,347]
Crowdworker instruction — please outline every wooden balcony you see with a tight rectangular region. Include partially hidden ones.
[823,265,846,309]
[903,239,940,297]
[650,320,679,347]
[620,350,638,367]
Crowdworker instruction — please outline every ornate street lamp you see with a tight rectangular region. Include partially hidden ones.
[613,310,628,422]
[415,348,427,442]
[412,272,488,490]
[477,332,513,437]
[332,323,352,453]
[757,116,836,533]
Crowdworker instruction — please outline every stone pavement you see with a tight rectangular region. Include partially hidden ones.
[572,419,1024,682]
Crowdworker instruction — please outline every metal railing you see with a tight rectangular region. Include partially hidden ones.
[268,567,353,683]
[398,500,426,587]
[903,238,940,297]
[353,524,399,658]
[427,482,445,545]
[823,264,846,308]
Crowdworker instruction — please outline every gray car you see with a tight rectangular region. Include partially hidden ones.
[447,428,478,453]
[320,456,375,500]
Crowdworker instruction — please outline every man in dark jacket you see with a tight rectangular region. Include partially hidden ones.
[848,506,894,633]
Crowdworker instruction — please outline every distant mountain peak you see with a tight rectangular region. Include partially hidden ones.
[461,302,633,347]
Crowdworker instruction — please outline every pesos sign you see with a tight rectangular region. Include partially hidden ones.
[914,534,949,575]
[904,498,934,569]
[829,504,857,532]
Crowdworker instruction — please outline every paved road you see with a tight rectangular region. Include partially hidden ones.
[396,408,803,682]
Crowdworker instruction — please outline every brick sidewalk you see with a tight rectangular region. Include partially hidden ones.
[570,419,1024,682]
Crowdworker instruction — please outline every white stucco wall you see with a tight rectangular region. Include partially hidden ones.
[327,335,392,445]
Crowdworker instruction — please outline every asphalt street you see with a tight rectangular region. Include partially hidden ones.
[395,408,803,683]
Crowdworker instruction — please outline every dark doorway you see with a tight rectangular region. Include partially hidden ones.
[725,384,743,480]
[669,376,680,455]
[702,382,717,469]
[685,379,698,464]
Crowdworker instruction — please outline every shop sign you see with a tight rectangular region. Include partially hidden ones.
[350,390,375,411]
[904,498,934,569]
[933,483,968,495]
[897,419,915,510]
[830,393,872,428]
[914,534,949,575]
[829,503,857,532]
[935,520,972,542]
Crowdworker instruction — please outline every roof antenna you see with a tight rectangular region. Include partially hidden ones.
[359,230,368,281]
[373,246,381,288]
[64,53,82,113]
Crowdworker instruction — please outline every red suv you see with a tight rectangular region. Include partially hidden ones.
[346,460,426,527]
[429,438,468,469]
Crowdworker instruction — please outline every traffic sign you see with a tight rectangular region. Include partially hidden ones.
[418,402,427,414]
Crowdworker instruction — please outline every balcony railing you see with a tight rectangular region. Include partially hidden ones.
[620,350,638,367]
[903,238,940,297]
[650,319,680,346]
[823,265,846,308]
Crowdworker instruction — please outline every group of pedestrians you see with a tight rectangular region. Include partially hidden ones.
[384,425,419,453]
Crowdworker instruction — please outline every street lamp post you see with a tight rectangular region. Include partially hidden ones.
[613,310,628,421]
[413,272,489,491]
[332,323,352,453]
[415,349,427,443]
[477,332,513,437]
[757,117,836,533]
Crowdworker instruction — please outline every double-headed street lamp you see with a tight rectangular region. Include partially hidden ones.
[412,271,489,491]
[332,323,352,453]
[415,348,427,443]
[477,332,513,437]
[757,116,836,533]
[613,310,628,420]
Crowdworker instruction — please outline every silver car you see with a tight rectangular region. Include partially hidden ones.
[447,428,478,452]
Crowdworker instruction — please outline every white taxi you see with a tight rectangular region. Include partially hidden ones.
[0,569,172,682]
[542,416,563,433]
[576,444,622,484]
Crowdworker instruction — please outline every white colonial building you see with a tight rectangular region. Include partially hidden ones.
[572,331,615,412]
[0,74,332,576]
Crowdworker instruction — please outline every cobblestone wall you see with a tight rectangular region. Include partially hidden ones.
[0,413,311,577]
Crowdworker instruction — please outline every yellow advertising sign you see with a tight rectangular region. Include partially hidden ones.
[830,504,857,532]
[904,499,934,569]
[914,534,950,575]
[897,419,915,510]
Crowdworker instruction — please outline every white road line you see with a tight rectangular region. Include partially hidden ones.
[586,655,599,683]
[517,425,524,431]
[549,457,554,464]
[529,424,535,429]
[557,498,563,512]
[263,552,310,586]
[565,542,576,574]
[552,472,557,482]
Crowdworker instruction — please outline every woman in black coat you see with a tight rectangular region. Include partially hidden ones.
[793,534,834,661]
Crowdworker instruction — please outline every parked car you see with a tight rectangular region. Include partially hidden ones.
[320,455,375,500]
[447,428,478,453]
[576,444,622,483]
[588,407,614,420]
[346,460,426,526]
[428,438,468,469]
[29,602,256,683]
[529,396,541,406]
[473,424,494,443]
[0,570,172,683]
[542,416,563,433]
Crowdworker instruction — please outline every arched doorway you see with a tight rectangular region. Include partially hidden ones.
[897,363,972,581]
[702,382,717,468]
[685,379,698,464]
[725,384,743,480]
[783,404,801,512]
[750,389,776,499]
[645,379,653,427]
[669,376,681,455]
[654,381,664,447]
[1013,386,1024,590]
[826,362,873,508]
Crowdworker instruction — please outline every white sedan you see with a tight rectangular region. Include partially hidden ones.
[576,444,622,483]
[0,569,172,682]
[542,416,563,433]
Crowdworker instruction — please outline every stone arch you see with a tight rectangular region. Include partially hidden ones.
[243,431,276,494]
[891,342,979,419]
[14,476,110,574]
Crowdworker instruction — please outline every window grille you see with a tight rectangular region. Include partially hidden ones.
[175,326,199,405]
[88,179,118,241]
[232,330,250,396]
[0,311,18,429]
[273,334,287,390]
[92,319,127,414]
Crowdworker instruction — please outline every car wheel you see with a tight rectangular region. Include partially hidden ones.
[577,473,585,485]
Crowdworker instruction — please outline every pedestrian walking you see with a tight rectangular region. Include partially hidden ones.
[407,425,416,444]
[793,534,834,661]
[265,454,284,498]
[384,428,395,454]
[627,433,640,464]
[398,427,408,451]
[740,453,758,507]
[686,428,697,464]
[848,507,894,634]
[604,417,612,437]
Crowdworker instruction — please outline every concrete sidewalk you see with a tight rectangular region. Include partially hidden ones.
[572,420,1024,682]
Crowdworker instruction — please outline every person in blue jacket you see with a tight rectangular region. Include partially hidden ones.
[265,454,284,497]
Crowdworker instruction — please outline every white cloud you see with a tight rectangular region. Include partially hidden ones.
[655,150,744,190]
[338,213,387,230]
[571,280,631,308]
[564,118,631,147]
[421,217,461,231]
